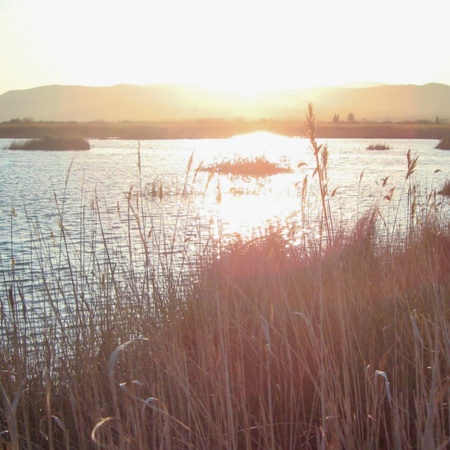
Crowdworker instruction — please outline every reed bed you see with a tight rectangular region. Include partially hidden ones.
[8,137,90,151]
[199,156,292,177]
[1,106,450,449]
[436,137,450,150]
[366,143,390,151]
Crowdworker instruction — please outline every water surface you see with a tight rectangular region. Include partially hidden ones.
[1,134,449,328]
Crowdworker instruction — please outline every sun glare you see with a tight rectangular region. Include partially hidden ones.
[229,131,300,162]
[2,0,450,95]
[200,131,303,241]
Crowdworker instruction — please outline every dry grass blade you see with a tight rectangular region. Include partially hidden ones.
[92,417,115,448]
[374,370,393,405]
[39,416,70,450]
[0,380,25,450]
[108,338,149,383]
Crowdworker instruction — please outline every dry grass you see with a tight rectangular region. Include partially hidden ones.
[3,214,450,449]
[1,106,450,449]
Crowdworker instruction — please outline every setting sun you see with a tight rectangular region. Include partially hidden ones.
[1,0,450,94]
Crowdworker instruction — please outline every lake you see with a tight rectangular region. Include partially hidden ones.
[1,133,450,331]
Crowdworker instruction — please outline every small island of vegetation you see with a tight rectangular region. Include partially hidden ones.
[438,179,450,196]
[200,156,292,177]
[367,143,390,150]
[8,137,90,150]
[436,137,450,150]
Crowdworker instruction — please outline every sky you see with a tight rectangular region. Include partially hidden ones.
[1,0,450,95]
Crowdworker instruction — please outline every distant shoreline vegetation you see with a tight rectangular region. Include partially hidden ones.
[1,120,450,140]
[8,137,90,150]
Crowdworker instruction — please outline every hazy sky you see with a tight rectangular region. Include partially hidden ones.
[1,0,449,95]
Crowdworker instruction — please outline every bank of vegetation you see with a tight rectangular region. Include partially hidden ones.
[436,137,450,150]
[1,106,449,449]
[8,137,90,150]
[1,118,450,140]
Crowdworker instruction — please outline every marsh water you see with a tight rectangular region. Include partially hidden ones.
[1,133,450,330]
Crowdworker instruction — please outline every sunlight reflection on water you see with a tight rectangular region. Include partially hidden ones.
[1,133,450,320]
[2,133,450,244]
[1,134,449,239]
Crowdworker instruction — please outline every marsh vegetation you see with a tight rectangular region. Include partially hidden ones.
[2,119,450,140]
[436,137,450,150]
[1,106,449,449]
[438,179,450,196]
[200,155,292,177]
[366,143,390,150]
[8,137,90,150]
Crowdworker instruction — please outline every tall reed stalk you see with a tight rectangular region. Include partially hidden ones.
[306,103,333,246]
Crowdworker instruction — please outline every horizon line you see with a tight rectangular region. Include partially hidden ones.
[2,80,450,96]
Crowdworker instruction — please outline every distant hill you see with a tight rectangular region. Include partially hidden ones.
[0,82,449,123]
[337,82,387,89]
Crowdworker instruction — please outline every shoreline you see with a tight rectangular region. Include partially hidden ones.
[1,119,450,140]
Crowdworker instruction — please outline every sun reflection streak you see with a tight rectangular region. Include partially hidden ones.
[190,131,317,247]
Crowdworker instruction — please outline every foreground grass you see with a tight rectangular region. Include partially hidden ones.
[1,214,450,449]
[1,107,450,449]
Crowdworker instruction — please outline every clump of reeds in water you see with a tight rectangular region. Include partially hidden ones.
[200,155,292,177]
[437,178,450,196]
[436,137,450,150]
[1,105,450,449]
[8,137,90,150]
[367,143,390,150]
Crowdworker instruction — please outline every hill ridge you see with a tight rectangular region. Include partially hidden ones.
[1,83,449,123]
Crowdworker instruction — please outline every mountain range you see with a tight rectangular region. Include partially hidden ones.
[0,82,449,123]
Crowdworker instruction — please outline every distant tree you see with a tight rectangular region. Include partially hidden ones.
[332,113,340,123]
[347,113,355,123]
[8,117,34,123]
[436,116,440,124]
